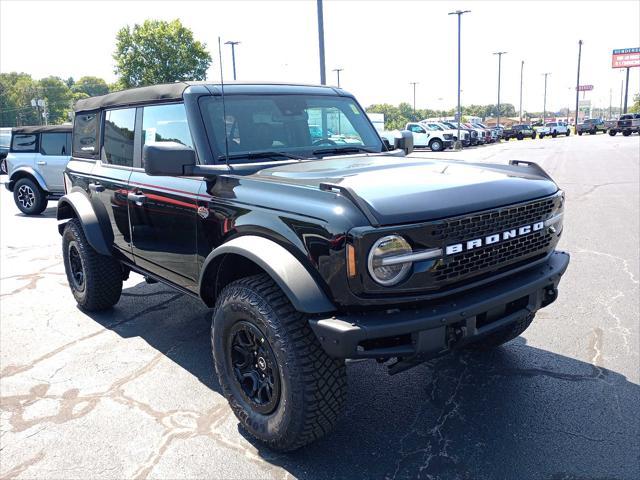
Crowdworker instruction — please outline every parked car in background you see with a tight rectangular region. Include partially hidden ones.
[0,127,11,174]
[465,123,488,144]
[604,119,617,131]
[503,124,537,140]
[420,121,470,147]
[608,113,640,136]
[577,118,607,136]
[472,123,494,143]
[404,122,453,151]
[5,125,72,214]
[441,121,479,145]
[538,122,570,139]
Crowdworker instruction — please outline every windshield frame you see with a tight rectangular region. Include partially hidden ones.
[198,93,384,164]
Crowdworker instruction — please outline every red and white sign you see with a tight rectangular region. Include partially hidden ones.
[576,85,594,92]
[612,48,640,68]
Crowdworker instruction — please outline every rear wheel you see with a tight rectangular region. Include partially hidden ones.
[62,219,123,311]
[13,177,47,215]
[565,130,570,136]
[609,130,617,136]
[467,314,536,350]
[516,133,523,140]
[212,274,347,451]
[578,131,583,136]
[590,129,596,135]
[552,131,557,138]
[623,130,631,136]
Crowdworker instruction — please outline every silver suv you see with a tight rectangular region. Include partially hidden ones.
[5,125,72,214]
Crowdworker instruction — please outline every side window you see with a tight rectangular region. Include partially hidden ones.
[103,108,136,166]
[408,124,425,133]
[73,112,99,157]
[40,133,69,155]
[11,134,37,152]
[141,103,193,164]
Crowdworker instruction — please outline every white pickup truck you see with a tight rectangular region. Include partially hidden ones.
[404,122,454,151]
[537,121,570,139]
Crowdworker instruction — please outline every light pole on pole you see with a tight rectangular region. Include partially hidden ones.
[224,41,240,80]
[574,40,582,128]
[542,72,551,125]
[449,9,471,150]
[316,0,326,85]
[519,60,524,123]
[409,82,418,118]
[493,51,507,130]
[332,68,343,87]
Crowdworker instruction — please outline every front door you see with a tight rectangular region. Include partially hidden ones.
[128,103,200,289]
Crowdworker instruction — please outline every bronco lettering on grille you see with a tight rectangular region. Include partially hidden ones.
[445,221,544,255]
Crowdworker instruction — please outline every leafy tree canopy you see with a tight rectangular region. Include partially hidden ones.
[72,76,110,97]
[113,19,212,88]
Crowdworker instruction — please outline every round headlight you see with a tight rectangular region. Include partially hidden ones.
[367,235,412,286]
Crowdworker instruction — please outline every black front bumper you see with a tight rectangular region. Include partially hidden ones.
[310,251,569,366]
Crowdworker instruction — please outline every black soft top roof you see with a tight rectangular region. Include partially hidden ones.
[73,81,347,113]
[12,125,72,134]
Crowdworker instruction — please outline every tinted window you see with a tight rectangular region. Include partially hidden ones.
[11,134,37,152]
[103,108,135,166]
[73,112,99,157]
[408,124,425,133]
[0,129,11,148]
[40,133,70,155]
[142,104,193,164]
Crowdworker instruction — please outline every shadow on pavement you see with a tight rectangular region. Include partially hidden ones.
[85,280,639,480]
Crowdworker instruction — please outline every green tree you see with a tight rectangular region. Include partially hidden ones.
[72,76,110,97]
[630,94,640,113]
[38,76,73,124]
[113,19,212,88]
[0,72,40,127]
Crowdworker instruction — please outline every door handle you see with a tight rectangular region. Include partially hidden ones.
[37,161,47,165]
[127,192,147,206]
[88,182,105,193]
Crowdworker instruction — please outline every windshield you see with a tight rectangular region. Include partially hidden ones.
[199,94,383,162]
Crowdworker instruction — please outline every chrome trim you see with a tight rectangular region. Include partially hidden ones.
[380,248,443,266]
[544,212,564,227]
[367,235,413,286]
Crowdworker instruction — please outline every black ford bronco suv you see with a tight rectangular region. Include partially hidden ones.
[58,82,569,451]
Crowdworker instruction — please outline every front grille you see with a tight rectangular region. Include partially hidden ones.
[430,196,560,285]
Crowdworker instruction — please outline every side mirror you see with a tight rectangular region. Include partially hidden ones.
[143,142,196,176]
[394,130,414,155]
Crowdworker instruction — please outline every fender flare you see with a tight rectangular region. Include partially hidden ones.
[9,166,49,191]
[56,190,112,256]
[200,235,336,314]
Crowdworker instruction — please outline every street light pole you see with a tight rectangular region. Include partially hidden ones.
[493,51,507,129]
[224,41,240,80]
[317,0,326,85]
[623,66,630,113]
[574,40,582,127]
[519,60,524,123]
[449,9,470,150]
[542,72,551,124]
[409,82,418,118]
[332,68,343,87]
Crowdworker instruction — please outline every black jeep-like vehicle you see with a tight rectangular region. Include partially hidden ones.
[502,124,537,140]
[58,82,569,451]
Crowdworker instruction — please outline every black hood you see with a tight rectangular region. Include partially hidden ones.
[253,155,558,225]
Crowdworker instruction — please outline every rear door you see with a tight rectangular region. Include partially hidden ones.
[128,103,200,289]
[38,132,71,192]
[91,108,137,261]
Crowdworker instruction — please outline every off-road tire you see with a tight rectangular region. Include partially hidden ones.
[13,177,47,215]
[212,273,347,451]
[467,313,535,350]
[608,130,617,136]
[62,218,122,311]
[622,130,631,136]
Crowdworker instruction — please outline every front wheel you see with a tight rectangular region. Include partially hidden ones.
[590,129,596,135]
[539,134,545,139]
[565,130,570,136]
[13,177,47,215]
[623,130,631,137]
[212,274,347,451]
[62,219,123,311]
[552,131,557,138]
[429,139,444,152]
[578,131,583,136]
[467,314,536,350]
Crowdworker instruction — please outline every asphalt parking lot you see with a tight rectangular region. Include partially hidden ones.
[1,133,638,479]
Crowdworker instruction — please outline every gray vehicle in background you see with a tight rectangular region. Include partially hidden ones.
[0,127,11,174]
[5,125,72,214]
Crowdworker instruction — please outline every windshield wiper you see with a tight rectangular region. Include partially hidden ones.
[312,146,376,157]
[220,151,304,161]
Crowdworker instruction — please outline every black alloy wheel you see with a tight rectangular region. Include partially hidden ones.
[228,320,281,415]
[67,242,86,292]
